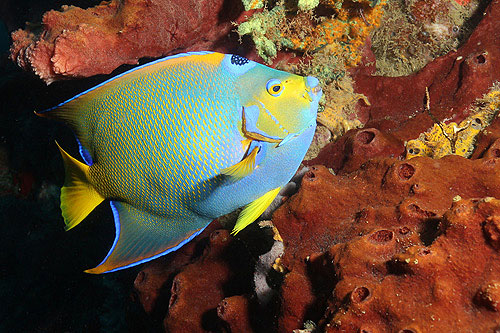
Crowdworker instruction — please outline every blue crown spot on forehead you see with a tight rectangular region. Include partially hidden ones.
[231,55,250,66]
[222,54,257,76]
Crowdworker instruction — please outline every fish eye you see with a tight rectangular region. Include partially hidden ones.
[266,79,284,96]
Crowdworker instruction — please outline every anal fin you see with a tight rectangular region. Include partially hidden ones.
[231,187,281,235]
[85,201,211,274]
[57,141,104,230]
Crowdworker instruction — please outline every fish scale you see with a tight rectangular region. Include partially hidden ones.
[92,64,239,213]
[38,51,322,273]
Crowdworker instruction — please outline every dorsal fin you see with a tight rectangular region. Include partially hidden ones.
[37,50,215,121]
[35,89,96,161]
[35,51,217,160]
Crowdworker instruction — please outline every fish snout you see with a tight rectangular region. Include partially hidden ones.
[305,76,322,101]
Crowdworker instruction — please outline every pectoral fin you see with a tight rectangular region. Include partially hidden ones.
[231,187,281,235]
[220,146,260,180]
[56,142,104,231]
[85,201,211,274]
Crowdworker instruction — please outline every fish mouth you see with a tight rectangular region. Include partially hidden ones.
[303,86,322,102]
[304,76,322,102]
[311,85,322,95]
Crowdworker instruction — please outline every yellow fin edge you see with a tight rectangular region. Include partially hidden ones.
[56,141,105,230]
[220,147,259,180]
[231,187,281,235]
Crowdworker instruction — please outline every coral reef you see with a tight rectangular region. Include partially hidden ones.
[282,0,386,66]
[237,0,386,65]
[241,0,264,11]
[324,196,500,331]
[124,3,500,331]
[306,127,405,173]
[352,0,500,141]
[406,84,500,159]
[314,70,366,140]
[132,219,277,332]
[9,0,240,84]
[130,144,500,332]
[304,125,332,160]
[165,229,235,331]
[6,0,500,331]
[237,5,285,62]
[274,148,500,331]
[135,141,500,332]
[371,0,485,76]
[133,221,223,315]
[308,0,500,170]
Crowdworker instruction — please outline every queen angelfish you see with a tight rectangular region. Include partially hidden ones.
[37,51,322,273]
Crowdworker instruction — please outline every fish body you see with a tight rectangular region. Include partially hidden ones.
[41,51,321,273]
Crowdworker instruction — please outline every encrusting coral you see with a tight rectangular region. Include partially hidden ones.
[406,84,500,159]
[9,0,238,84]
[274,145,500,331]
[324,196,500,331]
[237,0,386,65]
[371,0,486,76]
[318,0,500,165]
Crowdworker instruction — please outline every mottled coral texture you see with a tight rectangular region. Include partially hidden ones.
[134,145,500,332]
[129,1,500,332]
[310,0,500,172]
[275,153,500,332]
[10,0,237,83]
[133,222,261,332]
[352,0,500,140]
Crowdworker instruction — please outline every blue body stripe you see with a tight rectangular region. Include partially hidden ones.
[74,135,93,165]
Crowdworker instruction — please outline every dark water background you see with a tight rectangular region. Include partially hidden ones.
[0,1,159,331]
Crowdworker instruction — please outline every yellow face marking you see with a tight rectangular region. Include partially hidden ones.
[248,76,313,137]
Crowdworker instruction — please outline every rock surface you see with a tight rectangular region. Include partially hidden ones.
[274,150,500,332]
[353,0,500,139]
[10,0,241,83]
[310,0,500,172]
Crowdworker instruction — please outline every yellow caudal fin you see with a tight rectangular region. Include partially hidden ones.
[56,141,104,230]
[231,187,281,235]
[220,147,259,180]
